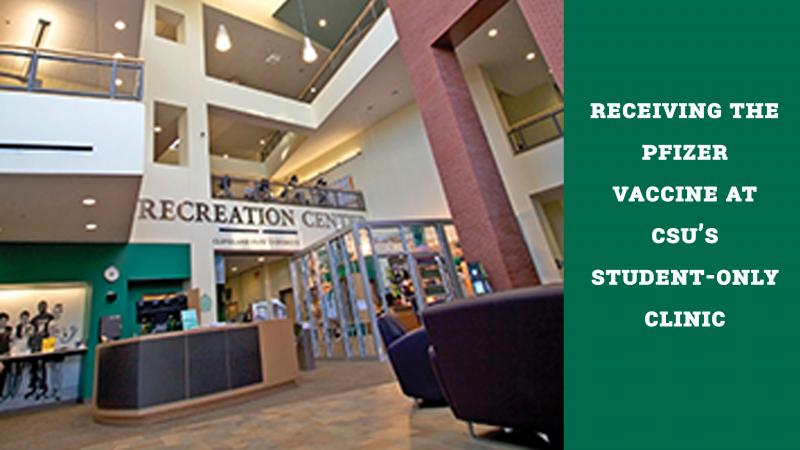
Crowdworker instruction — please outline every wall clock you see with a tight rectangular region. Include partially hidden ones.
[104,265,120,283]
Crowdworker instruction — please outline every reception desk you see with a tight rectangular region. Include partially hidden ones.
[92,320,298,424]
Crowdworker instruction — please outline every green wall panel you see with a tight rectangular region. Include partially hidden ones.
[0,243,191,399]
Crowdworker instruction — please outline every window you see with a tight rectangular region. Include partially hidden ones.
[155,6,184,43]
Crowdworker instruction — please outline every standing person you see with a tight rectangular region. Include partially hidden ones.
[13,310,32,355]
[31,300,54,342]
[6,310,32,401]
[243,181,257,201]
[0,313,12,356]
[0,313,12,398]
[280,175,300,203]
[50,303,77,348]
[257,178,271,201]
[27,300,53,399]
[46,303,74,401]
[219,174,232,198]
[314,177,329,206]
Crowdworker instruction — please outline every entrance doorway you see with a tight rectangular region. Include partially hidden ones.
[214,252,295,323]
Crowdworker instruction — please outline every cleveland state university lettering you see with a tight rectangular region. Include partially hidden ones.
[137,198,360,230]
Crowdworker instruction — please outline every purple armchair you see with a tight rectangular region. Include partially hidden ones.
[378,314,445,404]
[423,285,563,444]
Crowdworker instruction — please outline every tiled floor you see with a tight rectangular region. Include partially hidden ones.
[0,361,534,449]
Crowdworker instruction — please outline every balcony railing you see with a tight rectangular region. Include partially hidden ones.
[507,107,564,154]
[298,0,388,102]
[211,175,366,211]
[0,44,144,100]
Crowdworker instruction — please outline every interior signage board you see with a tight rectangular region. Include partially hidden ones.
[135,197,365,251]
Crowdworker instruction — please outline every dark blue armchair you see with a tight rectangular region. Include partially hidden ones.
[424,285,563,445]
[377,314,445,404]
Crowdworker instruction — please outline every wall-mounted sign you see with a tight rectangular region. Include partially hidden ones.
[200,293,213,313]
[138,198,361,229]
[135,197,365,252]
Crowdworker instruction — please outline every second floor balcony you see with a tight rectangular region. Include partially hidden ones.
[0,44,144,100]
[211,175,366,212]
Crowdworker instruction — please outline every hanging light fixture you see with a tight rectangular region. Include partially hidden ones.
[298,0,318,63]
[215,23,232,52]
[302,36,318,63]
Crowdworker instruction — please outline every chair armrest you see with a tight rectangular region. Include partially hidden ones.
[387,328,430,364]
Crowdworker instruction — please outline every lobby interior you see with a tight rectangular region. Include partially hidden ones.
[0,0,564,448]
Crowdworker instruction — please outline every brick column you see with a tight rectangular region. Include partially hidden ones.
[389,0,541,290]
[517,0,564,91]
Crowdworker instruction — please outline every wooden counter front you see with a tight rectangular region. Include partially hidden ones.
[92,320,298,424]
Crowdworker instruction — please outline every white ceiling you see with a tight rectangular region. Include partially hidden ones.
[208,105,288,161]
[275,45,414,178]
[455,1,550,96]
[0,0,143,55]
[203,4,330,99]
[0,174,141,243]
[222,254,289,278]
[0,0,144,90]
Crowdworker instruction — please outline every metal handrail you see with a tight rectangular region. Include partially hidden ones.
[297,0,387,102]
[0,44,144,63]
[210,175,366,211]
[507,107,564,154]
[0,44,144,100]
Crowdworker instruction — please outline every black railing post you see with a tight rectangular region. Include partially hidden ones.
[552,111,563,135]
[109,59,118,98]
[136,65,144,100]
[27,51,38,92]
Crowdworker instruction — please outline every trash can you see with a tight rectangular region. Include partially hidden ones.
[296,325,316,371]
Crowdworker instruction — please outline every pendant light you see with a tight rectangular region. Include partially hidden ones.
[215,23,232,52]
[298,0,318,63]
[302,36,318,63]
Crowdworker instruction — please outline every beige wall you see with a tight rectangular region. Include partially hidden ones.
[225,258,293,313]
[497,82,562,128]
[297,102,452,221]
[225,265,266,311]
[264,259,292,300]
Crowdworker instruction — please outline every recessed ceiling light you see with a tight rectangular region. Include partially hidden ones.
[85,223,98,231]
[257,256,265,263]
[231,266,238,272]
[318,18,327,28]
[487,28,498,38]
[223,153,229,159]
[114,20,126,31]
[114,78,123,87]
[526,52,536,61]
[154,125,162,134]
[259,138,267,146]
[310,86,317,94]
[113,51,124,59]
[82,197,97,206]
